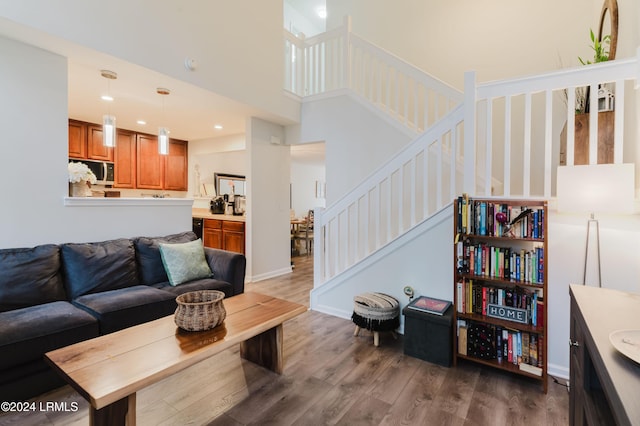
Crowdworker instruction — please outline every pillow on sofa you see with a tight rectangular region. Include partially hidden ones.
[159,239,212,286]
[0,245,66,312]
[61,239,139,299]
[134,232,197,285]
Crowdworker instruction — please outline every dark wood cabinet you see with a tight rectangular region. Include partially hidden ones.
[164,139,188,191]
[68,120,87,159]
[569,285,639,425]
[114,130,136,188]
[203,219,245,254]
[87,125,114,161]
[136,134,164,190]
[222,221,245,254]
[203,219,223,249]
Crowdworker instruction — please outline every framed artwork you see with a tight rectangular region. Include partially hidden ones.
[214,173,246,196]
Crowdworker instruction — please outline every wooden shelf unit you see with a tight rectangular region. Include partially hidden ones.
[452,197,548,393]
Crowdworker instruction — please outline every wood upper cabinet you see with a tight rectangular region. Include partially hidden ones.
[164,139,188,191]
[68,120,87,159]
[87,125,114,161]
[114,130,136,188]
[136,134,164,190]
[69,119,188,191]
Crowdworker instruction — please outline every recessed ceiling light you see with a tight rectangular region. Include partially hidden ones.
[214,124,223,130]
[101,95,114,101]
[137,120,146,125]
[316,6,327,19]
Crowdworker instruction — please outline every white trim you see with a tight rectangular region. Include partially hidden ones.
[248,266,293,283]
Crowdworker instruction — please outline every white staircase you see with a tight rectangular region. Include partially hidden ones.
[284,21,640,310]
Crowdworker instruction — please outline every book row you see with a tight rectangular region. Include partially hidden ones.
[456,279,544,327]
[456,196,545,239]
[456,241,544,284]
[457,320,544,375]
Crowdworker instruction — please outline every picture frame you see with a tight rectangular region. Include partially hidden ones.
[406,296,452,315]
[214,173,246,196]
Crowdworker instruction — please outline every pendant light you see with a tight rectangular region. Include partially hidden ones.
[157,87,170,155]
[100,70,117,147]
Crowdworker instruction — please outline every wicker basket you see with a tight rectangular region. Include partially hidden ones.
[174,290,227,331]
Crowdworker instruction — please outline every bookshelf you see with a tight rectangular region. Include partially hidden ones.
[453,196,548,393]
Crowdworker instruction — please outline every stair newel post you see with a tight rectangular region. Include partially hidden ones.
[342,15,352,90]
[313,207,324,286]
[463,71,477,196]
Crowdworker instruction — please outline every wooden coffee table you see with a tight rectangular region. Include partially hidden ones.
[45,292,306,426]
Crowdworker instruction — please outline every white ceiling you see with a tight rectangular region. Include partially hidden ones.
[0,4,325,163]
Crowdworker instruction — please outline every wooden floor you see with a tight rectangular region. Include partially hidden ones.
[0,255,569,425]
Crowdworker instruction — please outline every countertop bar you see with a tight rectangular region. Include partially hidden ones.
[192,208,246,222]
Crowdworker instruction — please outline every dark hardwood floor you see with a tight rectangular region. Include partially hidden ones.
[0,255,569,425]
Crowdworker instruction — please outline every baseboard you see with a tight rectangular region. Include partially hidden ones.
[547,363,570,381]
[248,266,292,283]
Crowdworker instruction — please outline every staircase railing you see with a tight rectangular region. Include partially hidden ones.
[284,17,463,135]
[313,105,464,284]
[289,18,640,287]
[463,51,639,198]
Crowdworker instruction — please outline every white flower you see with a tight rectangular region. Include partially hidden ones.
[68,162,97,184]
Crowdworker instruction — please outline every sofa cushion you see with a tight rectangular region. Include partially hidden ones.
[73,285,177,334]
[0,245,66,313]
[159,239,212,286]
[0,301,99,368]
[61,238,139,299]
[134,231,197,285]
[152,277,233,298]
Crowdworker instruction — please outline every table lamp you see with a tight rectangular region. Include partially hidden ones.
[557,163,635,287]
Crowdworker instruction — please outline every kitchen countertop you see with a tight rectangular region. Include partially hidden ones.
[192,208,246,222]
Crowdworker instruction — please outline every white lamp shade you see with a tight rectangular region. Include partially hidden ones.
[158,127,169,155]
[103,115,116,147]
[557,164,635,214]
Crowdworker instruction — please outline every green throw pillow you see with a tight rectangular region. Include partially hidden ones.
[159,239,212,286]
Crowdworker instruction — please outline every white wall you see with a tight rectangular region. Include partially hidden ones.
[290,161,325,218]
[246,117,291,282]
[326,0,593,90]
[289,94,412,205]
[188,133,247,198]
[0,36,191,248]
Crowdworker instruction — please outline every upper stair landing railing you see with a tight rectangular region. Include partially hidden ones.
[309,46,639,287]
[284,17,463,136]
[463,50,640,199]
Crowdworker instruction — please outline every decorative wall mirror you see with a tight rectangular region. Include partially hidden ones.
[598,0,618,60]
[214,173,246,196]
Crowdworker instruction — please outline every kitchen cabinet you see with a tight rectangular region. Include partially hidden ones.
[68,120,87,159]
[222,221,245,254]
[114,130,136,188]
[136,134,164,190]
[69,119,188,191]
[203,219,245,254]
[87,125,114,161]
[136,135,188,191]
[164,139,188,191]
[203,219,223,250]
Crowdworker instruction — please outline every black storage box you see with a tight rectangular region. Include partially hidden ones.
[402,304,453,367]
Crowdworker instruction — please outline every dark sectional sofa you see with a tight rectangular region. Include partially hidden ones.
[0,231,246,401]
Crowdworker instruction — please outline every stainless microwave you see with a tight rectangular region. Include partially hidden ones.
[69,159,114,185]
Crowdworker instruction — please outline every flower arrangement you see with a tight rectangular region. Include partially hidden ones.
[68,162,97,184]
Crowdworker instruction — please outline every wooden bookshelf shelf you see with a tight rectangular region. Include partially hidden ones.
[453,196,548,393]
